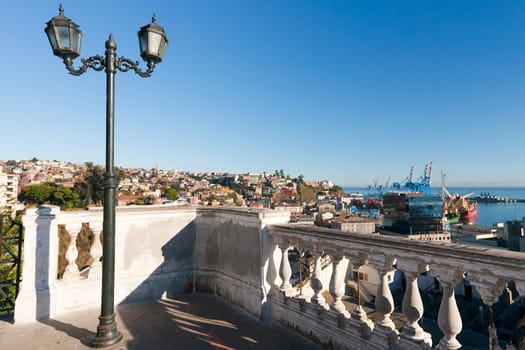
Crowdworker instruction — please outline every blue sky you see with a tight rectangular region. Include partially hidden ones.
[1,1,525,187]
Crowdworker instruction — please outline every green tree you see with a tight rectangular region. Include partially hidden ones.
[51,187,80,208]
[21,183,56,204]
[20,183,81,209]
[83,162,105,205]
[164,188,179,201]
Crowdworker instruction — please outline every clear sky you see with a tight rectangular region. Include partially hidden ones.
[1,1,524,187]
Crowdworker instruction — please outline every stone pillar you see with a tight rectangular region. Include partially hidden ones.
[14,205,60,322]
[278,243,292,290]
[63,224,81,279]
[311,252,326,305]
[401,270,432,347]
[434,269,463,350]
[329,254,348,314]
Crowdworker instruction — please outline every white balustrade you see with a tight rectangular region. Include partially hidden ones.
[269,224,525,350]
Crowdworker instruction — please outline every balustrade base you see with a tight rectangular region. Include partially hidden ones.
[351,306,374,338]
[435,337,461,350]
[400,325,432,348]
[88,264,103,280]
[281,287,299,298]
[61,270,82,281]
[375,317,397,332]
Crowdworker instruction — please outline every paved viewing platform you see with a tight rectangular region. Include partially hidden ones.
[0,293,320,350]
[3,206,524,349]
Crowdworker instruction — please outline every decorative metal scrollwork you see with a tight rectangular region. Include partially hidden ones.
[63,55,105,76]
[115,57,154,78]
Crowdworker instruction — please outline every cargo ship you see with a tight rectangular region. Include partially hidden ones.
[441,183,478,224]
[459,200,478,222]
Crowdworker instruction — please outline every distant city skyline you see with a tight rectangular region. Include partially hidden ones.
[1,1,525,187]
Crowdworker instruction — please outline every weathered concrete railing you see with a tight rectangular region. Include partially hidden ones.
[13,205,525,349]
[268,224,525,350]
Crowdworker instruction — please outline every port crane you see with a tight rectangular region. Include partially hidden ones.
[392,162,433,195]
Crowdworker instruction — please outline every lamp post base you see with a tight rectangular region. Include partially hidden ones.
[90,314,123,348]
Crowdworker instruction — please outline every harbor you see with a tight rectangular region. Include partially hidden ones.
[345,186,525,228]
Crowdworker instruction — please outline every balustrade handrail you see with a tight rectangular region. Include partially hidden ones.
[269,224,525,272]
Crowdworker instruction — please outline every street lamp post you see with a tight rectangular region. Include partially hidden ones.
[45,5,168,348]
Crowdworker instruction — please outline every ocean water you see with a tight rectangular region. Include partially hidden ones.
[343,186,525,227]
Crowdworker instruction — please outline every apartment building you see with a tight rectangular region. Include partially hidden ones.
[0,168,19,212]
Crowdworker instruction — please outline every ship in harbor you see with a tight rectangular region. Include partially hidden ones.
[372,164,478,238]
[441,175,478,224]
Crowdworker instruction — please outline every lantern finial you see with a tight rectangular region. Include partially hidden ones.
[152,14,156,23]
[59,4,64,16]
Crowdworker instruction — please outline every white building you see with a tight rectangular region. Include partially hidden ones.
[0,168,19,212]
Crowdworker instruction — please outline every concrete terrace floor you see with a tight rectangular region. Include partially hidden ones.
[0,293,322,350]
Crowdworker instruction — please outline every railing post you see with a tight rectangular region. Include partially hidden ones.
[14,205,60,322]
[433,268,463,350]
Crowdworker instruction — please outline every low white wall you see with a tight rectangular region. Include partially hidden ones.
[14,205,290,323]
[15,205,197,323]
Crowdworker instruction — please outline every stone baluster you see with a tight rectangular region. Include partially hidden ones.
[433,268,464,350]
[311,251,326,306]
[88,226,103,279]
[278,242,293,291]
[372,256,397,331]
[376,268,396,330]
[400,263,432,347]
[329,253,348,315]
[63,224,81,279]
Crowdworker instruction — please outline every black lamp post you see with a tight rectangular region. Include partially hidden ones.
[45,4,168,348]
